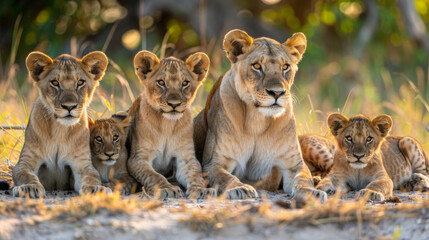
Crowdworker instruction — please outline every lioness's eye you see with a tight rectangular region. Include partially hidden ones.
[345,136,353,142]
[95,136,103,142]
[182,80,190,87]
[252,63,261,71]
[366,136,373,143]
[113,135,119,141]
[77,79,86,87]
[282,64,290,71]
[50,80,59,87]
[157,80,165,86]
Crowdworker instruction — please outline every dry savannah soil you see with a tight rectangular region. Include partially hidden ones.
[0,188,429,240]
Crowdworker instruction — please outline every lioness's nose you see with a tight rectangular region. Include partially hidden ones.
[265,89,285,100]
[167,101,181,109]
[105,152,114,158]
[61,103,78,112]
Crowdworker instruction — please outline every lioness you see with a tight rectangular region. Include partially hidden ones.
[193,29,327,201]
[12,51,110,198]
[89,112,137,195]
[127,51,216,199]
[315,113,429,201]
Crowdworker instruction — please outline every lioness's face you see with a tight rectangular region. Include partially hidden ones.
[328,114,393,169]
[223,30,307,117]
[89,116,129,166]
[134,51,209,120]
[26,52,108,125]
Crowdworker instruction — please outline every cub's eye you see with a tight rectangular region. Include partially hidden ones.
[77,79,86,87]
[345,136,353,143]
[113,135,119,142]
[50,80,59,87]
[157,80,165,87]
[95,136,103,142]
[182,80,190,88]
[252,63,262,71]
[366,136,373,143]
[282,64,290,71]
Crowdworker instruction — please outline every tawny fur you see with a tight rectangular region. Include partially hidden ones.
[89,114,137,195]
[193,29,327,202]
[127,51,216,199]
[312,113,429,201]
[12,51,110,198]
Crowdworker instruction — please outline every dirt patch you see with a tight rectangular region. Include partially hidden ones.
[0,190,428,240]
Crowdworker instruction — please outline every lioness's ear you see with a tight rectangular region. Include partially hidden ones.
[372,114,392,138]
[26,51,53,81]
[328,113,349,136]
[185,52,210,82]
[81,51,108,81]
[283,32,307,64]
[223,29,253,63]
[134,50,160,81]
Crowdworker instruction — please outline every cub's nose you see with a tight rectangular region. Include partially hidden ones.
[265,89,285,100]
[61,103,78,112]
[353,153,365,160]
[167,101,181,109]
[104,152,114,158]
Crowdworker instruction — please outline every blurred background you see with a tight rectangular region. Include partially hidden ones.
[0,0,428,170]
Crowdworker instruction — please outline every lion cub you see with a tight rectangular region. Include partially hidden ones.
[126,50,216,199]
[12,51,110,198]
[315,113,429,201]
[89,112,137,195]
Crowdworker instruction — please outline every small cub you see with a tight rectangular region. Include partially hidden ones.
[89,112,137,195]
[314,113,429,201]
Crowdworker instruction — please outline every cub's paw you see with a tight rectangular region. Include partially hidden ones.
[355,189,385,202]
[295,188,328,203]
[316,185,336,195]
[186,187,217,200]
[411,173,429,192]
[80,185,112,195]
[155,185,184,199]
[12,184,46,198]
[225,184,258,200]
[312,176,322,187]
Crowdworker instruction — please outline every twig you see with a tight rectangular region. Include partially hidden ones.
[0,126,26,130]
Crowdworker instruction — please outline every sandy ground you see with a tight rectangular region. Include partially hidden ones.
[1,189,429,240]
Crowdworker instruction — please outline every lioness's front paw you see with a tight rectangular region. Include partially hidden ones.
[225,184,258,200]
[316,184,336,195]
[12,184,46,198]
[355,189,385,201]
[156,185,184,199]
[187,187,217,199]
[295,188,328,203]
[80,185,112,195]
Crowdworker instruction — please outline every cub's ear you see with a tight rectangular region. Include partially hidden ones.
[88,117,95,129]
[112,111,131,131]
[328,113,349,136]
[81,51,109,81]
[283,32,307,64]
[372,114,392,138]
[134,50,160,81]
[223,29,253,63]
[185,52,210,82]
[26,51,53,81]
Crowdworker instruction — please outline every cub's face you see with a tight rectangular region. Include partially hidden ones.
[223,30,307,117]
[328,113,393,169]
[134,51,209,120]
[26,51,108,125]
[89,115,130,166]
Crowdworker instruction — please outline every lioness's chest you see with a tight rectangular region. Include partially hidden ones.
[151,137,179,175]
